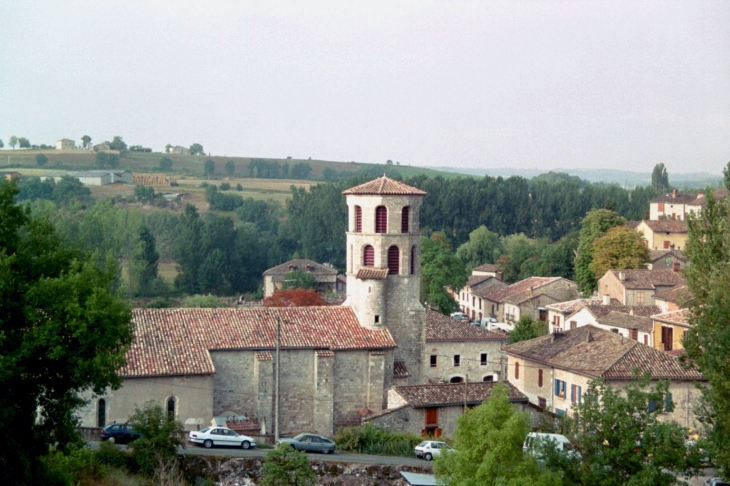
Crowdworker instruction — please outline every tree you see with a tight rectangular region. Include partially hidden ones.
[574,209,626,295]
[652,163,669,192]
[0,139,4,148]
[434,382,560,486]
[550,374,704,485]
[682,175,730,473]
[0,180,133,486]
[284,269,319,290]
[455,225,503,269]
[264,288,329,307]
[52,175,92,205]
[291,162,312,180]
[507,315,547,344]
[174,204,204,294]
[108,136,127,153]
[81,135,91,149]
[420,232,468,314]
[386,159,393,165]
[261,443,316,486]
[225,160,235,176]
[190,143,204,155]
[129,402,184,476]
[134,226,160,297]
[159,157,173,171]
[590,226,650,280]
[35,154,48,167]
[164,143,172,153]
[17,137,30,149]
[8,135,17,149]
[204,158,215,178]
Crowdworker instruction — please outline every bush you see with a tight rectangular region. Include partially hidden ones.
[261,444,316,486]
[96,440,133,470]
[42,447,101,486]
[236,183,243,191]
[129,402,184,476]
[219,182,231,191]
[182,293,227,308]
[333,423,423,457]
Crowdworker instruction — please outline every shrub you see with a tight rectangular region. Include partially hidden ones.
[261,444,316,486]
[333,423,423,457]
[42,447,100,486]
[182,293,227,308]
[219,182,231,191]
[96,440,133,470]
[236,183,243,191]
[129,402,184,476]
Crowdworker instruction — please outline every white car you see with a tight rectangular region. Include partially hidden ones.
[188,426,256,449]
[414,440,454,461]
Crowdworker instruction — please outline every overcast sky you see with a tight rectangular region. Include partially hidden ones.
[1,1,728,173]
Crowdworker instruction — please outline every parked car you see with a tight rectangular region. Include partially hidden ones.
[99,423,141,445]
[414,440,454,461]
[523,433,580,460]
[450,312,468,321]
[188,427,256,449]
[704,478,730,486]
[276,433,335,454]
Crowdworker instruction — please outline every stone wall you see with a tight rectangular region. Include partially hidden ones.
[423,340,504,384]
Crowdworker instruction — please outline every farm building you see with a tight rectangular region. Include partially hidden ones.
[56,139,75,150]
[41,170,133,186]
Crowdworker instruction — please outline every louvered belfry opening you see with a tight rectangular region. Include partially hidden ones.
[388,246,400,274]
[375,206,387,233]
[410,245,416,274]
[401,206,409,233]
[355,205,362,232]
[363,245,375,266]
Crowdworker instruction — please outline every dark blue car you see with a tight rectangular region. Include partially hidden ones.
[100,424,141,444]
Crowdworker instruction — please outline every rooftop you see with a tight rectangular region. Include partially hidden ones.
[606,269,684,290]
[649,249,686,262]
[653,285,691,305]
[546,298,617,315]
[472,278,508,298]
[472,263,500,273]
[121,307,396,378]
[595,311,654,332]
[650,191,699,204]
[575,304,663,320]
[262,259,337,277]
[652,308,691,326]
[425,309,507,342]
[342,176,427,196]
[481,277,565,303]
[388,381,527,408]
[503,325,703,381]
[639,220,688,234]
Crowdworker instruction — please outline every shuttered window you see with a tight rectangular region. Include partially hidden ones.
[401,206,409,233]
[363,245,374,266]
[388,246,399,274]
[355,206,362,232]
[410,246,416,274]
[375,206,387,233]
[514,362,520,380]
[425,408,438,426]
[538,369,543,388]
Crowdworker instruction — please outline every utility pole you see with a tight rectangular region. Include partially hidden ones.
[275,316,281,442]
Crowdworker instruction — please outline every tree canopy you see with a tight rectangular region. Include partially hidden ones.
[420,232,467,314]
[507,315,547,344]
[590,225,650,280]
[574,209,626,295]
[652,163,669,192]
[0,180,133,485]
[190,143,204,155]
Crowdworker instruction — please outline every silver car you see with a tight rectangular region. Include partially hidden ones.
[276,433,336,454]
[188,426,256,449]
[414,440,454,461]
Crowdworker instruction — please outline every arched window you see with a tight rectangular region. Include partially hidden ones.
[167,397,176,420]
[363,245,375,266]
[483,375,494,382]
[410,246,416,275]
[387,246,400,274]
[401,206,410,233]
[375,206,387,233]
[97,399,106,428]
[450,376,464,383]
[515,362,520,380]
[354,205,362,233]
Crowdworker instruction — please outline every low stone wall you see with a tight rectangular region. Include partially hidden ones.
[182,455,433,486]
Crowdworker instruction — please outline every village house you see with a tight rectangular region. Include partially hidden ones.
[168,145,191,155]
[424,309,507,384]
[648,249,687,270]
[480,277,578,323]
[77,176,520,440]
[41,170,133,186]
[471,263,503,280]
[262,259,338,298]
[364,381,528,438]
[636,220,688,251]
[546,298,618,334]
[649,189,698,221]
[549,298,661,345]
[652,308,692,353]
[93,142,112,152]
[503,325,705,429]
[56,138,75,150]
[457,274,506,321]
[598,268,685,306]
[653,285,690,313]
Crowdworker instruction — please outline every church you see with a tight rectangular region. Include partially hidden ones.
[77,176,505,436]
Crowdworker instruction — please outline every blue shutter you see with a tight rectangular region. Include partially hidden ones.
[555,380,560,396]
[665,392,673,412]
[648,400,657,412]
[570,384,575,402]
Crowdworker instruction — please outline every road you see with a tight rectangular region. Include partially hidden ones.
[88,441,427,466]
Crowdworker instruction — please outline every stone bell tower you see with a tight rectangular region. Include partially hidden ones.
[342,176,426,384]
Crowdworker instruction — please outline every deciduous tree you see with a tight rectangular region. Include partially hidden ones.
[590,226,650,280]
[284,269,319,290]
[8,135,18,149]
[652,163,669,192]
[225,160,235,176]
[0,180,133,485]
[574,209,626,295]
[35,153,48,167]
[420,232,467,314]
[108,136,127,153]
[17,137,30,148]
[0,139,4,148]
[159,156,173,171]
[204,158,215,178]
[507,315,547,344]
[129,402,184,476]
[81,135,91,149]
[190,143,204,155]
[455,225,503,269]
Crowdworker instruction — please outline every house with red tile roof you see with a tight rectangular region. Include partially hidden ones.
[480,276,578,323]
[649,189,698,221]
[652,308,692,353]
[636,220,688,251]
[503,325,705,428]
[456,274,507,321]
[363,381,528,438]
[555,302,662,346]
[262,258,338,298]
[598,268,685,307]
[653,285,691,313]
[424,310,507,385]
[648,249,687,271]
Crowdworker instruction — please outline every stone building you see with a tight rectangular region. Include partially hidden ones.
[76,176,454,437]
[56,138,75,150]
[598,268,685,306]
[262,259,338,298]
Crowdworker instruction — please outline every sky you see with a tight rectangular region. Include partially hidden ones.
[0,1,728,173]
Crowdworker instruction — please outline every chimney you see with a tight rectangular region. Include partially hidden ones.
[619,271,626,281]
[552,332,565,342]
[602,294,610,305]
[672,189,677,198]
[697,190,704,198]
[586,332,594,343]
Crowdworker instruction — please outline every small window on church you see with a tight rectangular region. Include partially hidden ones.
[387,246,400,274]
[375,206,387,233]
[97,399,106,428]
[363,245,374,266]
[167,397,175,419]
[410,246,416,275]
[430,355,437,367]
[401,206,410,233]
[453,355,461,367]
[355,205,362,233]
[374,315,380,324]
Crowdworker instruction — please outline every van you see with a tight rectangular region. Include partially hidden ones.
[523,433,579,459]
[450,312,468,321]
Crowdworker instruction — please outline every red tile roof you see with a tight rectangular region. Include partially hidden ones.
[577,304,663,320]
[653,285,691,305]
[466,274,492,288]
[389,381,527,408]
[356,268,388,280]
[503,325,703,381]
[607,269,684,290]
[545,298,617,315]
[472,263,500,273]
[121,308,396,378]
[472,279,508,298]
[342,176,427,196]
[652,308,691,326]
[595,311,653,332]
[640,220,688,234]
[263,259,337,276]
[425,309,507,342]
[649,249,686,263]
[650,192,698,204]
[481,277,565,303]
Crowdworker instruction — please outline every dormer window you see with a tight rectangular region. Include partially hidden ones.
[306,265,313,272]
[288,265,296,272]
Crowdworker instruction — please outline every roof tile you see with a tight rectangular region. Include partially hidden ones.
[608,269,684,290]
[389,381,527,408]
[263,259,337,277]
[342,176,427,196]
[426,309,507,342]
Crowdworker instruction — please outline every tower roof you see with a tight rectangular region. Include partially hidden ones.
[342,176,426,196]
